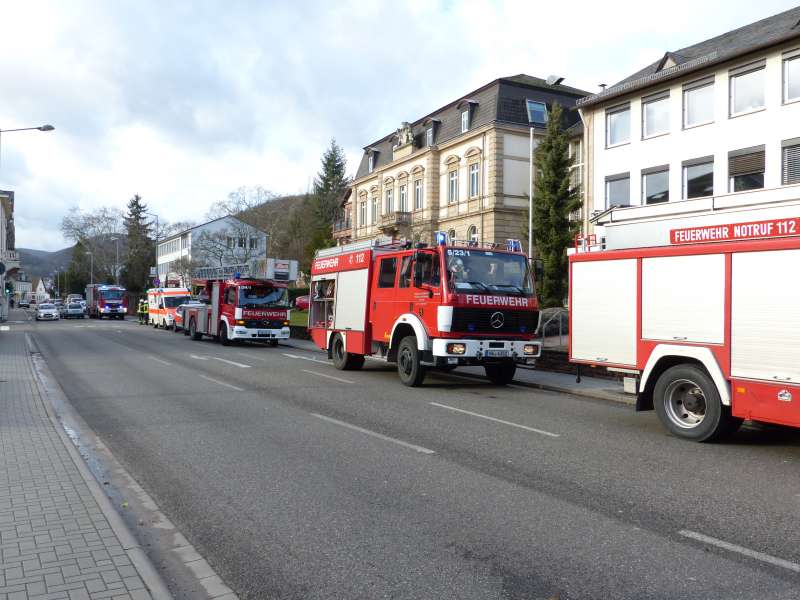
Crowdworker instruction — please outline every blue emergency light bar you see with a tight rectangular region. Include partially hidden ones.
[435,231,448,246]
[506,239,522,252]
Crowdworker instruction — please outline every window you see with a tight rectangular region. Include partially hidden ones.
[414,179,423,210]
[683,159,714,199]
[783,139,800,185]
[399,184,407,212]
[526,100,548,124]
[426,128,434,147]
[368,154,374,173]
[683,78,714,127]
[642,93,670,138]
[399,256,412,288]
[469,163,479,198]
[371,197,378,222]
[359,201,367,226]
[448,229,456,243]
[226,237,234,249]
[416,252,440,286]
[377,257,397,288]
[606,105,630,146]
[385,188,393,213]
[238,237,246,248]
[784,51,800,103]
[605,174,630,207]
[730,63,765,116]
[467,225,478,243]
[461,110,469,133]
[642,168,669,204]
[728,146,765,192]
[448,170,458,203]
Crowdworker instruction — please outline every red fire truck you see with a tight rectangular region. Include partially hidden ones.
[569,193,800,442]
[309,234,542,386]
[85,284,128,319]
[183,259,296,346]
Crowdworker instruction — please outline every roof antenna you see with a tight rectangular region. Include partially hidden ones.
[598,83,607,91]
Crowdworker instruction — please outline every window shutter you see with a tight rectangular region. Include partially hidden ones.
[784,144,800,185]
[728,149,765,177]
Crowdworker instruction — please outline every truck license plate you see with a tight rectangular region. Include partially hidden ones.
[486,349,508,357]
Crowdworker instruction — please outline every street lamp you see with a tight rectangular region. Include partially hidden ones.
[110,236,121,285]
[87,251,94,285]
[0,124,55,177]
[145,211,160,284]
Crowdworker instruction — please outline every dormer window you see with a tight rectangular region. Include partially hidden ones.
[456,99,477,135]
[368,155,374,173]
[526,100,548,124]
[426,128,434,146]
[461,110,470,133]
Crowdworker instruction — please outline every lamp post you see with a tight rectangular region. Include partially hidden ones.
[110,236,120,285]
[87,251,94,285]
[146,211,160,285]
[0,124,55,180]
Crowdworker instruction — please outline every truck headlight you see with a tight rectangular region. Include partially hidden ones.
[283,320,290,326]
[447,343,466,355]
[523,344,537,355]
[236,320,245,325]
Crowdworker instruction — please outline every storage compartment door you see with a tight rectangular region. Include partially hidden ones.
[334,269,368,331]
[642,254,725,344]
[731,249,800,382]
[571,259,637,366]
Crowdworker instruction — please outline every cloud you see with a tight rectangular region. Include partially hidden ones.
[2,0,796,250]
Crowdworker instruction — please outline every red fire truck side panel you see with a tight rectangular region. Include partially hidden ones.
[731,380,800,427]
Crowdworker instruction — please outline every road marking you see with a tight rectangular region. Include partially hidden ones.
[311,413,435,454]
[283,352,329,364]
[678,530,800,573]
[429,402,560,438]
[0,326,9,331]
[238,352,269,362]
[190,354,209,361]
[301,369,353,384]
[198,374,245,392]
[147,356,172,366]
[210,356,251,368]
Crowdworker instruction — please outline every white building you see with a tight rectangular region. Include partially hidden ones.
[577,7,800,238]
[156,215,268,286]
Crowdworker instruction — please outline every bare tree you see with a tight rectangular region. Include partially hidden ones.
[191,221,266,268]
[170,255,198,288]
[61,207,125,282]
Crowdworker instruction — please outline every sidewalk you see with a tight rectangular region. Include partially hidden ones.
[1,317,169,599]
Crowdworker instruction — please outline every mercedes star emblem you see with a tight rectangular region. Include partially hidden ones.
[490,311,505,329]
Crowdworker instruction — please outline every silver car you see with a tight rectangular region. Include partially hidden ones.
[36,303,60,321]
[63,302,86,319]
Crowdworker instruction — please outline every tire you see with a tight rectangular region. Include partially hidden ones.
[268,339,279,347]
[189,319,202,341]
[397,336,425,387]
[219,322,231,346]
[653,364,742,442]
[330,333,364,370]
[485,362,517,385]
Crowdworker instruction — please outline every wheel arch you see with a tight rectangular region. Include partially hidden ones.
[638,345,730,411]
[389,314,430,353]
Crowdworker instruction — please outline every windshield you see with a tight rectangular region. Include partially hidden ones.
[100,290,125,300]
[40,304,55,309]
[164,296,190,308]
[444,249,533,295]
[68,304,82,309]
[238,286,289,308]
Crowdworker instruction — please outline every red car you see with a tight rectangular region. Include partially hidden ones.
[294,295,309,311]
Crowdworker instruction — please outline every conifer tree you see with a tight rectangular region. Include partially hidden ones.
[121,195,154,292]
[305,140,349,264]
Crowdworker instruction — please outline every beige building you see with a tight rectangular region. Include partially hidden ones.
[335,75,588,252]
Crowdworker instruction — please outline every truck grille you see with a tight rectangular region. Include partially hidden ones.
[244,320,285,329]
[450,308,539,335]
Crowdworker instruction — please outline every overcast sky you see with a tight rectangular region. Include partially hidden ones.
[2,0,796,251]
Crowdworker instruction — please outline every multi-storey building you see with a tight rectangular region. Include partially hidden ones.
[156,215,268,286]
[336,75,588,250]
[0,190,20,319]
[577,6,800,238]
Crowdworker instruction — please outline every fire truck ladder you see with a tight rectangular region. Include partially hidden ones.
[315,236,410,258]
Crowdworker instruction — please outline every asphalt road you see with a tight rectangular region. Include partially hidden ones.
[26,315,800,599]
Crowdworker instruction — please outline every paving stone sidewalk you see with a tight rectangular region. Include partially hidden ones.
[0,326,159,600]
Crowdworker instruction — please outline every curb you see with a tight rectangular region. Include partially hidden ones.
[25,333,175,600]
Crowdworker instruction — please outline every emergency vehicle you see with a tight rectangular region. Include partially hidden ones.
[146,287,191,329]
[569,188,800,442]
[85,284,128,319]
[183,258,296,346]
[309,234,542,387]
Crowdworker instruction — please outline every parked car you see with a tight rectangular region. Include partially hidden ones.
[294,295,310,311]
[18,299,30,308]
[63,302,86,319]
[36,303,60,321]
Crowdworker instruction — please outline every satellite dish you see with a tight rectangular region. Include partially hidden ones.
[546,75,565,86]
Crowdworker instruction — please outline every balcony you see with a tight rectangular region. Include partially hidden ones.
[379,211,412,232]
[332,219,352,240]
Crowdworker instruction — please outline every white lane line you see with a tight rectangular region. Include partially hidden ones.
[429,402,560,438]
[190,354,209,361]
[283,352,329,364]
[147,356,172,366]
[679,530,800,573]
[311,413,435,454]
[198,374,245,392]
[301,369,354,384]
[0,325,9,331]
[238,352,269,362]
[210,356,251,368]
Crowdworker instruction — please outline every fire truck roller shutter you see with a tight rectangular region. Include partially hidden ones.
[640,345,731,406]
[334,269,368,331]
[389,314,430,352]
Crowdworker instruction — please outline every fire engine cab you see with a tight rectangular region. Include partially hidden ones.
[570,189,800,442]
[309,234,542,387]
[182,259,296,346]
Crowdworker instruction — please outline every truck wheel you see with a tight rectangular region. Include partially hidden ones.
[219,322,231,346]
[331,334,364,370]
[189,319,202,341]
[653,364,742,442]
[485,362,516,385]
[397,336,425,387]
